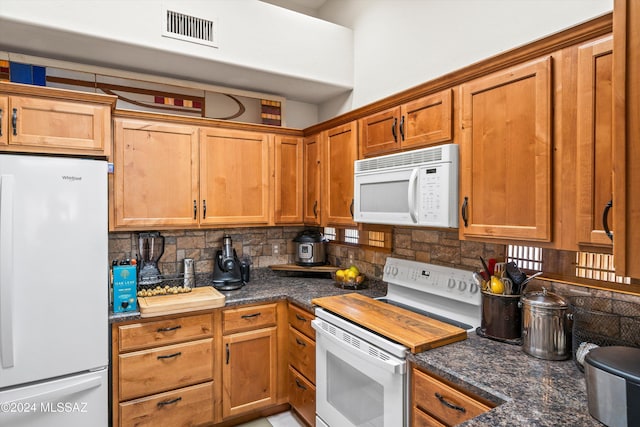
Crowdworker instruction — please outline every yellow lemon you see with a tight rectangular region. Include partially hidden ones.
[335,270,345,281]
[348,265,360,276]
[346,270,357,281]
[490,276,505,294]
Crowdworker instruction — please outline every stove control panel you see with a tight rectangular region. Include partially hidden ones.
[383,257,481,306]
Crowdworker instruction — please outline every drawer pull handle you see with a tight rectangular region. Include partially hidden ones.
[226,343,230,364]
[157,325,182,333]
[157,397,182,408]
[295,379,307,391]
[435,392,466,413]
[12,108,17,136]
[295,338,306,347]
[295,314,307,322]
[157,352,182,360]
[241,313,261,319]
[0,108,3,136]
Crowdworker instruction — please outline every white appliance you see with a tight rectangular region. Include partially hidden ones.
[353,143,459,227]
[312,257,481,427]
[0,154,108,427]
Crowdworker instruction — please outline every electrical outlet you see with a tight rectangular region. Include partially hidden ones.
[272,243,280,255]
[348,251,354,265]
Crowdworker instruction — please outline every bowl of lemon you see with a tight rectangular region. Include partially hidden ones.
[332,265,366,289]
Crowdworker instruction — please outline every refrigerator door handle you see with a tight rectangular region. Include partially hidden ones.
[5,374,103,405]
[0,174,15,369]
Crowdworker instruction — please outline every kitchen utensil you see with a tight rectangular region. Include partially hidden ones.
[293,229,327,266]
[502,277,514,295]
[505,261,527,288]
[584,346,640,427]
[494,262,506,279]
[479,256,492,281]
[518,271,544,294]
[138,231,165,286]
[520,288,570,360]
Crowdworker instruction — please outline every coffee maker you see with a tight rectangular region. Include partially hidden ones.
[138,232,165,286]
[212,234,245,291]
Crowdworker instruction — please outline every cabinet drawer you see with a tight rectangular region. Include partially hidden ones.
[118,314,213,352]
[412,369,490,426]
[288,326,315,382]
[119,338,213,401]
[413,407,447,427]
[223,303,277,334]
[288,366,316,427]
[119,381,214,427]
[288,304,315,339]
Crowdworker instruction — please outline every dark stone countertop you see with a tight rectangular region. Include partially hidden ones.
[109,268,601,427]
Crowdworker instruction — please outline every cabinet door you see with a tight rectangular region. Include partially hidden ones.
[303,133,322,225]
[113,119,199,228]
[200,128,272,225]
[288,366,316,427]
[577,37,614,247]
[0,96,7,146]
[8,96,110,155]
[460,57,552,241]
[222,327,277,418]
[324,122,358,226]
[359,107,400,157]
[274,135,303,224]
[401,89,453,149]
[613,0,640,278]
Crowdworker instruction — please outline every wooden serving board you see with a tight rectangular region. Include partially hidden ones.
[269,264,340,273]
[138,286,225,318]
[312,293,467,353]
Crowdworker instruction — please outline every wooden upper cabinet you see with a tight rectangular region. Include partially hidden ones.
[324,122,357,226]
[0,96,7,146]
[577,36,614,247]
[274,135,303,224]
[112,118,199,228]
[200,128,272,226]
[613,0,640,278]
[303,133,322,225]
[460,56,552,241]
[359,89,453,157]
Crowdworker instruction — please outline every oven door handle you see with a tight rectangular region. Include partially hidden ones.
[313,320,406,375]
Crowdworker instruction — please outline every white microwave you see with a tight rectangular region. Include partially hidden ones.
[353,144,459,227]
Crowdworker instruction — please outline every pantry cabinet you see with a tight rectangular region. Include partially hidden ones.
[576,36,614,248]
[411,367,491,427]
[287,304,316,426]
[112,118,200,229]
[613,0,640,279]
[112,313,215,427]
[359,89,453,157]
[200,127,272,226]
[274,135,304,224]
[459,56,552,242]
[303,133,323,225]
[0,83,115,157]
[221,303,279,419]
[324,121,358,226]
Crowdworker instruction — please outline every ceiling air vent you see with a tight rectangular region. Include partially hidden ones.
[162,8,218,48]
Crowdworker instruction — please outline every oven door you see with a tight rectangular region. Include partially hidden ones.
[312,319,407,427]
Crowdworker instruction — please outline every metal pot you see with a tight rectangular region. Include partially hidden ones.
[293,230,327,266]
[520,288,571,360]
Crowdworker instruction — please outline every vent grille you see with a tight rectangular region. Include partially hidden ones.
[163,9,218,47]
[355,144,457,173]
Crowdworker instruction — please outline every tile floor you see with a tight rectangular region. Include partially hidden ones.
[236,410,306,427]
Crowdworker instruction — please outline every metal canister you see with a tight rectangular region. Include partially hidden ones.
[183,258,195,288]
[520,288,570,360]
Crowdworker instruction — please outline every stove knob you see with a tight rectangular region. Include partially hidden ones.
[469,281,479,294]
[458,281,467,292]
[447,278,456,289]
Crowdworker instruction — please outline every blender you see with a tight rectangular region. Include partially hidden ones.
[138,232,165,286]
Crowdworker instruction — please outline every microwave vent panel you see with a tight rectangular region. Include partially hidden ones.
[356,144,457,173]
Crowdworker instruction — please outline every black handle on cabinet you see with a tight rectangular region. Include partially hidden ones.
[12,108,17,136]
[603,199,613,241]
[350,199,354,218]
[157,352,182,360]
[0,108,3,137]
[461,197,469,227]
[295,314,307,322]
[313,200,318,219]
[157,397,182,408]
[399,115,405,141]
[391,117,398,142]
[203,199,207,219]
[295,338,306,347]
[193,200,197,220]
[157,325,182,333]
[241,312,261,319]
[435,392,466,413]
[226,343,230,364]
[295,379,307,391]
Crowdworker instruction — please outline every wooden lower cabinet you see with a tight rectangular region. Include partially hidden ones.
[288,366,316,426]
[287,304,316,426]
[412,367,491,427]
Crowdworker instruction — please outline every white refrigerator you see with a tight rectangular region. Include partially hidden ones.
[0,154,108,427]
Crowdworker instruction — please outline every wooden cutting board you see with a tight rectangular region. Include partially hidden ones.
[312,293,467,353]
[268,264,340,273]
[138,286,226,318]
